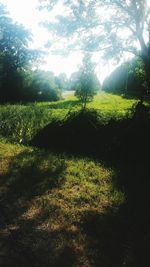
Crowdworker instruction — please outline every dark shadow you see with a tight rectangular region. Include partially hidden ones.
[0,150,79,267]
[0,150,66,201]
[1,151,150,266]
[1,105,150,266]
[31,106,150,162]
[76,158,150,267]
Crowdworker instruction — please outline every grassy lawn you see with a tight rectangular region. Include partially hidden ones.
[0,140,124,267]
[88,92,136,115]
[38,92,136,116]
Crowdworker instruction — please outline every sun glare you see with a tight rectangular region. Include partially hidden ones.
[1,0,116,82]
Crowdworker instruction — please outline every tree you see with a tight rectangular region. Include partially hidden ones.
[101,0,150,91]
[74,54,100,109]
[27,70,61,101]
[103,58,147,97]
[40,0,150,94]
[0,4,41,102]
[69,72,81,91]
[55,73,68,91]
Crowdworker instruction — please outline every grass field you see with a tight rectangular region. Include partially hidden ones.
[38,92,136,116]
[0,92,136,144]
[1,92,150,266]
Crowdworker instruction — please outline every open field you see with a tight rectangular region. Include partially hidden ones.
[0,92,136,144]
[38,92,136,117]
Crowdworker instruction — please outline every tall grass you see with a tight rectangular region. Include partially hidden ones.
[0,93,137,144]
[0,105,53,144]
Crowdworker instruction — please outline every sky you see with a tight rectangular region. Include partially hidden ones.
[1,0,118,82]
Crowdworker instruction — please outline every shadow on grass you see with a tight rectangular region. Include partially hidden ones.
[30,107,150,266]
[1,151,150,266]
[1,106,150,266]
[0,150,77,267]
[31,106,150,162]
[79,161,150,267]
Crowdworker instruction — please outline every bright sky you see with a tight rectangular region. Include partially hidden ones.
[1,0,118,82]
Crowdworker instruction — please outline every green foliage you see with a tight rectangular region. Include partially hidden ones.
[41,0,150,90]
[40,0,149,58]
[26,70,62,101]
[55,73,68,91]
[74,54,100,108]
[0,4,33,68]
[0,4,62,104]
[103,58,147,98]
[0,4,42,103]
[0,105,53,144]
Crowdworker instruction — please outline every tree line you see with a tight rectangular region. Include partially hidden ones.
[0,4,62,103]
[103,57,148,98]
[0,3,100,104]
[1,1,150,104]
[40,0,150,99]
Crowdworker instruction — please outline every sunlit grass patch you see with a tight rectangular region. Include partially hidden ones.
[51,92,137,122]
[0,141,124,221]
[0,92,137,144]
[38,158,124,221]
[87,92,136,117]
[0,141,125,266]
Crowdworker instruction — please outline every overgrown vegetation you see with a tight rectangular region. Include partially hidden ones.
[0,105,52,144]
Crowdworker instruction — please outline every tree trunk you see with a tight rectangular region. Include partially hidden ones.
[82,92,87,110]
[141,51,150,96]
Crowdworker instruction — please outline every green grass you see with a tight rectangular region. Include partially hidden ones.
[0,140,124,266]
[1,93,150,266]
[38,92,136,117]
[88,92,136,116]
[0,92,137,144]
